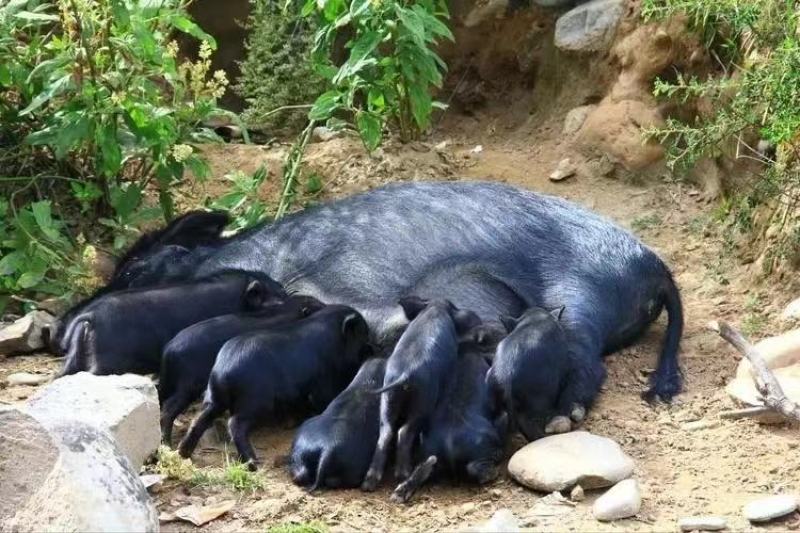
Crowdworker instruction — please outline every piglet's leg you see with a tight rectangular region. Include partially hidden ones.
[390,456,437,504]
[228,415,259,470]
[178,402,222,458]
[362,395,397,491]
[394,419,422,480]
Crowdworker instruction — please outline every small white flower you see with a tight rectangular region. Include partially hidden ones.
[171,144,193,163]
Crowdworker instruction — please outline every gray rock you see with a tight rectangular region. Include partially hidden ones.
[570,484,585,502]
[27,373,160,469]
[0,407,158,532]
[312,126,341,142]
[7,372,50,387]
[678,516,728,531]
[508,431,634,492]
[472,509,520,532]
[743,494,799,523]
[564,105,596,134]
[0,311,54,356]
[554,0,626,52]
[593,479,641,521]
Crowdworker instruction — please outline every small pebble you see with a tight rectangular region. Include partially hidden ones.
[570,485,585,502]
[678,516,727,531]
[593,479,641,521]
[744,494,799,522]
[474,508,519,533]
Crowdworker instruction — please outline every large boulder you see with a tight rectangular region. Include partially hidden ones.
[0,408,158,532]
[27,373,160,469]
[554,0,626,53]
[508,431,634,492]
[0,310,54,356]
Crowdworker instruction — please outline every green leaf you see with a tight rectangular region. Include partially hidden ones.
[356,112,382,151]
[408,82,432,129]
[31,200,54,233]
[309,90,341,120]
[170,15,217,48]
[0,65,11,87]
[0,251,24,276]
[396,6,426,48]
[14,11,58,22]
[19,74,72,116]
[109,183,143,221]
[17,270,45,289]
[110,0,130,26]
[53,114,91,159]
[186,155,210,181]
[158,189,175,221]
[97,122,122,177]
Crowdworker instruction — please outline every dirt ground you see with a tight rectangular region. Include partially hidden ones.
[3,103,800,532]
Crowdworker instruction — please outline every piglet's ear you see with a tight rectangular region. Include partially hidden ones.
[499,314,519,333]
[452,308,481,335]
[244,280,266,309]
[550,305,566,321]
[398,296,428,321]
[341,312,364,337]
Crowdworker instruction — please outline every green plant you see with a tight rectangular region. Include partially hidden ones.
[154,446,266,493]
[209,165,271,231]
[237,0,325,133]
[0,0,229,297]
[303,0,453,149]
[643,0,800,274]
[0,198,95,304]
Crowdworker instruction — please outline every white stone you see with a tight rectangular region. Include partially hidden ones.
[564,105,596,134]
[27,372,160,469]
[549,158,577,182]
[0,407,158,532]
[312,126,340,142]
[508,431,634,492]
[570,484,585,502]
[678,516,728,531]
[783,298,800,319]
[555,0,626,52]
[736,329,800,379]
[0,311,54,355]
[473,509,520,533]
[7,371,50,387]
[592,479,642,521]
[743,494,799,522]
[726,365,800,424]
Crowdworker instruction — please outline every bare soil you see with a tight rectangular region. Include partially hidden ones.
[3,104,800,532]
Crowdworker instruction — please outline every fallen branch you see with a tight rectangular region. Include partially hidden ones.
[718,406,773,420]
[709,320,800,423]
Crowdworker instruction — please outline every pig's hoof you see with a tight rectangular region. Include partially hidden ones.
[570,404,586,423]
[361,476,379,492]
[544,415,572,434]
[390,488,410,504]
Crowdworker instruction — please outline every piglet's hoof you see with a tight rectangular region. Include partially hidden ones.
[570,404,586,423]
[545,416,572,435]
[361,476,379,492]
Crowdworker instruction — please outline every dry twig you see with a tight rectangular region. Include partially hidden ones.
[709,320,800,423]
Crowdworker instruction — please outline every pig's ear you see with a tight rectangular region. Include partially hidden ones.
[159,210,230,248]
[244,280,266,309]
[500,314,519,333]
[398,296,428,320]
[342,312,367,338]
[550,305,566,321]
